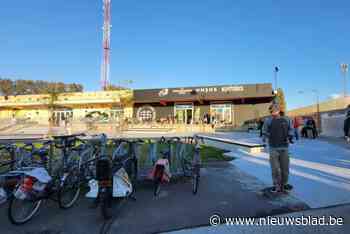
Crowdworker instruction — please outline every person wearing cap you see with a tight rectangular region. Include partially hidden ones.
[262,103,294,193]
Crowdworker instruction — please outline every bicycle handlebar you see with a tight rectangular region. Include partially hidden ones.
[52,132,86,139]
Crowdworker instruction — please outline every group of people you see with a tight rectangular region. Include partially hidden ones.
[295,116,318,139]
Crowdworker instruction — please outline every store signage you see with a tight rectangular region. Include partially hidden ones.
[158,88,169,97]
[172,88,193,95]
[194,87,218,93]
[157,86,244,97]
[221,86,244,92]
[194,86,244,94]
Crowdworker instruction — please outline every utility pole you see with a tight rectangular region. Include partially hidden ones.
[101,0,111,90]
[341,63,348,97]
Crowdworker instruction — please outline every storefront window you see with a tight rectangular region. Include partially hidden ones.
[110,109,123,122]
[139,109,153,121]
[174,104,193,124]
[137,106,156,122]
[210,103,232,123]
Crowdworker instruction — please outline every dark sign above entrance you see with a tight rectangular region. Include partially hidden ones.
[134,83,272,103]
[158,86,245,97]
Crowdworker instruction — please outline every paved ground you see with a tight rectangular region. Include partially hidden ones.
[203,132,350,208]
[2,131,349,234]
[318,136,350,150]
[164,204,350,234]
[0,162,308,234]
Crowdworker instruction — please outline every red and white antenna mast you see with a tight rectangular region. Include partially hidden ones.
[101,0,111,90]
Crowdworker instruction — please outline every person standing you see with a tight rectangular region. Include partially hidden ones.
[293,116,302,140]
[344,110,350,142]
[305,117,317,139]
[258,118,264,137]
[262,103,294,193]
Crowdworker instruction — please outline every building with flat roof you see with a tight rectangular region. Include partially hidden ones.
[0,90,133,126]
[133,83,273,127]
[287,97,350,137]
[0,83,274,129]
[288,96,350,117]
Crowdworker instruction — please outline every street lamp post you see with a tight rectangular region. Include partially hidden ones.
[341,63,348,97]
[312,89,320,132]
[274,66,279,93]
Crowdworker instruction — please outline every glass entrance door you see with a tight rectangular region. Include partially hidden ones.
[175,104,193,124]
[53,110,73,126]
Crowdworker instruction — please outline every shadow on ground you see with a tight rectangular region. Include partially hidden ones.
[0,162,309,234]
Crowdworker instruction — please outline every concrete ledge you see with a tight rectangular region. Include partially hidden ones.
[197,135,265,154]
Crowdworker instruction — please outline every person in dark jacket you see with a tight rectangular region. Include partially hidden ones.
[309,118,318,138]
[344,110,350,142]
[258,118,264,137]
[302,117,317,139]
[262,103,294,193]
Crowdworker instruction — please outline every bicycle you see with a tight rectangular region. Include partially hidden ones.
[152,137,181,197]
[1,141,52,204]
[86,138,141,220]
[180,135,202,195]
[7,134,87,225]
[66,133,107,188]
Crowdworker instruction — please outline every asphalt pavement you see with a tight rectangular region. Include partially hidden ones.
[0,162,308,234]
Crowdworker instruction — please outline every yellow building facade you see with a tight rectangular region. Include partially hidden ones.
[0,90,133,125]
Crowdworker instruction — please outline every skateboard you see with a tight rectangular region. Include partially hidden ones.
[260,184,293,198]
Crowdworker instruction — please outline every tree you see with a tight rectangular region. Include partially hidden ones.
[0,78,84,95]
[120,94,133,107]
[14,80,29,95]
[274,88,287,113]
[104,84,128,91]
[68,83,83,92]
[0,79,14,96]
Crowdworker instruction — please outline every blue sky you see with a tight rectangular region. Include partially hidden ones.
[1,0,349,110]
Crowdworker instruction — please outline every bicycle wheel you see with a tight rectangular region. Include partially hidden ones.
[153,167,163,197]
[100,188,113,220]
[192,165,200,195]
[192,174,199,195]
[58,168,81,209]
[8,197,42,225]
[181,158,192,177]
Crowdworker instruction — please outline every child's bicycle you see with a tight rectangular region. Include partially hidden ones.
[151,137,179,197]
[151,136,201,196]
